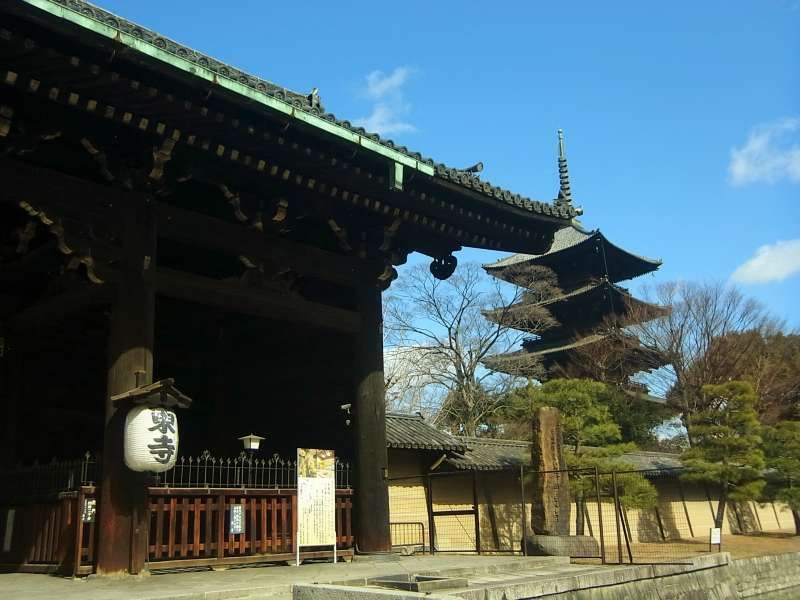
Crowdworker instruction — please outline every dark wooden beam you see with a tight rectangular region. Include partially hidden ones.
[0,158,125,224]
[6,284,112,331]
[0,159,377,287]
[0,240,61,287]
[156,268,361,334]
[156,203,368,286]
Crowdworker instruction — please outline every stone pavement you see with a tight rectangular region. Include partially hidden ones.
[295,553,734,600]
[0,555,573,600]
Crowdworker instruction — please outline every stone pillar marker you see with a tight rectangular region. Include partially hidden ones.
[530,406,571,535]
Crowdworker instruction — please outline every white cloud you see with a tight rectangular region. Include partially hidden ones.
[363,67,413,100]
[730,239,800,284]
[729,117,800,186]
[355,104,416,136]
[354,66,417,137]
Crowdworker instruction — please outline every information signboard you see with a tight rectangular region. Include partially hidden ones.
[709,527,722,552]
[296,448,336,565]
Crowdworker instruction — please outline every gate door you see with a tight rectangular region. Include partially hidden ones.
[427,471,481,553]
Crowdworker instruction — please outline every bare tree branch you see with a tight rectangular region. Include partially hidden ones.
[383,262,556,436]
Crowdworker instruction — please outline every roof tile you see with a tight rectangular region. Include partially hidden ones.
[386,413,465,453]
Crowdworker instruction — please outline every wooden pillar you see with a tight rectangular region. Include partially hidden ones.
[96,199,156,575]
[0,326,17,467]
[353,283,391,552]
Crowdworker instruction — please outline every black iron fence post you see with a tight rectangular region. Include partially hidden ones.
[472,470,481,555]
[676,477,695,538]
[519,465,527,556]
[594,466,605,564]
[425,474,435,555]
[611,470,623,564]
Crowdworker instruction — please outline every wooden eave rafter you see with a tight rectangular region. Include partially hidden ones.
[0,62,481,257]
[0,159,383,290]
[0,5,573,255]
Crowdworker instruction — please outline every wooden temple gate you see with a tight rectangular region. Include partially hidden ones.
[0,0,577,575]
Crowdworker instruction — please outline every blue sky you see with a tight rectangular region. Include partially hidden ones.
[96,0,800,326]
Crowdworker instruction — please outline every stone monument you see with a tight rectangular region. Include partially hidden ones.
[524,406,599,557]
[530,406,571,535]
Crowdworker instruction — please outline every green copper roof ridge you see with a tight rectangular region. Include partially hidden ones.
[21,0,436,176]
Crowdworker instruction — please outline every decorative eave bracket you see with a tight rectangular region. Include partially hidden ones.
[110,377,193,409]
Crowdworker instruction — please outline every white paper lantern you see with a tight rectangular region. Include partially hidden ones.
[124,405,179,472]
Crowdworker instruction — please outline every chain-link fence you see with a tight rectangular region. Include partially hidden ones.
[387,466,777,564]
[387,475,431,552]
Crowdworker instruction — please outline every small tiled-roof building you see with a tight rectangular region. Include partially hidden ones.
[385,412,466,454]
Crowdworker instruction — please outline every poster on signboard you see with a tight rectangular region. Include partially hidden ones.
[710,528,721,545]
[297,448,336,557]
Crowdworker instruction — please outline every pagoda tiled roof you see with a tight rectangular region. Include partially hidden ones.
[484,226,661,283]
[486,225,594,268]
[521,331,665,362]
[537,279,669,316]
[19,0,580,222]
[483,279,670,336]
[482,330,667,378]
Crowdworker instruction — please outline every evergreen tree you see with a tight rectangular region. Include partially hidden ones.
[509,379,657,533]
[505,379,621,452]
[762,421,800,535]
[681,381,765,528]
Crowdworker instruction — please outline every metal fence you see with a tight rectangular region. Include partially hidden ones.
[0,452,97,502]
[386,466,739,564]
[154,452,352,489]
[517,466,702,564]
[0,452,352,499]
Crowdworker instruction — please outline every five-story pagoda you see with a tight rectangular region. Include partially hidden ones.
[483,131,668,387]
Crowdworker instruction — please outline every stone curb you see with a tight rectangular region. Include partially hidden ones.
[107,556,566,600]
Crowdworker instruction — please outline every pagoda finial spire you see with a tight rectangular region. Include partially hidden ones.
[556,128,572,205]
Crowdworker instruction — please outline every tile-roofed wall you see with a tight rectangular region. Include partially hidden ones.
[444,437,683,473]
[446,437,530,471]
[385,413,466,453]
[28,0,579,221]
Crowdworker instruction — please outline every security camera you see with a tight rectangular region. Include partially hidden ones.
[340,404,352,427]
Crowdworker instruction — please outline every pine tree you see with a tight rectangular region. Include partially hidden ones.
[762,421,800,535]
[681,381,765,529]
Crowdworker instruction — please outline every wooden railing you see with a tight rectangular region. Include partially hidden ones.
[0,486,95,575]
[2,485,354,573]
[146,487,353,570]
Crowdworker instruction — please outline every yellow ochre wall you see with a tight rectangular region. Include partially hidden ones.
[387,450,795,553]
